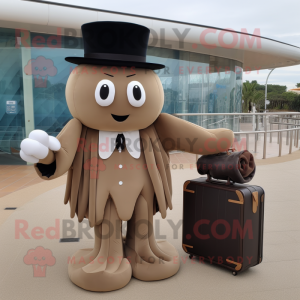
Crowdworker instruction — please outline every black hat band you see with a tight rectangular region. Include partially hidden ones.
[84,53,146,62]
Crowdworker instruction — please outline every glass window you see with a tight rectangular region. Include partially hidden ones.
[0,28,25,164]
[147,47,243,129]
[29,32,84,135]
[0,27,243,164]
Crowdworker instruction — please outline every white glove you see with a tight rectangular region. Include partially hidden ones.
[20,130,61,163]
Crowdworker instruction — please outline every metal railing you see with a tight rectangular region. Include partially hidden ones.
[173,112,300,160]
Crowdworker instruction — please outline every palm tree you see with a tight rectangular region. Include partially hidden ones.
[252,90,265,112]
[242,81,254,112]
[242,81,264,112]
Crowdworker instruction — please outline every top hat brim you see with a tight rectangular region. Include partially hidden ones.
[65,57,165,70]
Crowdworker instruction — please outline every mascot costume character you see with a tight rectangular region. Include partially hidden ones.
[20,22,234,292]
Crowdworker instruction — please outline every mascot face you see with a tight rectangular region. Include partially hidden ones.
[66,65,164,131]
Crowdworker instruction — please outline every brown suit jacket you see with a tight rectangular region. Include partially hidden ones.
[34,113,234,226]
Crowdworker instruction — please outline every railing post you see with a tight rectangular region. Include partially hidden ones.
[289,129,293,154]
[296,120,298,148]
[294,119,297,147]
[263,114,267,159]
[255,114,259,141]
[296,121,299,148]
[254,133,258,153]
[279,131,282,157]
[277,116,280,144]
[286,121,289,145]
[233,115,235,132]
[252,106,255,131]
[245,134,249,151]
[299,124,300,148]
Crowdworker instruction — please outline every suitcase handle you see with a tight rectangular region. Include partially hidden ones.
[226,147,236,155]
[206,174,234,185]
[214,148,236,156]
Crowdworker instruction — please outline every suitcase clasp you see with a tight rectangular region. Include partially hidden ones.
[252,191,259,213]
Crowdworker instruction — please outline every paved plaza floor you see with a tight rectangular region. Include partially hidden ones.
[0,151,300,300]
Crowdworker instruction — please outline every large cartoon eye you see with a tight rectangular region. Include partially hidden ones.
[95,79,115,107]
[127,81,146,107]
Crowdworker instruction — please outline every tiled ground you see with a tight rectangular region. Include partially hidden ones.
[0,157,300,299]
[0,165,44,198]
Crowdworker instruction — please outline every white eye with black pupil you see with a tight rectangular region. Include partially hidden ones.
[95,79,115,106]
[133,85,141,100]
[100,84,108,99]
[127,81,146,107]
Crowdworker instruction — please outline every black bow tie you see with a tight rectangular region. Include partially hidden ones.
[116,134,125,151]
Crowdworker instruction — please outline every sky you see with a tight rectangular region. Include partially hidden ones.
[45,0,300,90]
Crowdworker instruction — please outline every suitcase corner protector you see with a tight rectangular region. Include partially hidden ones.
[182,244,193,253]
[252,191,259,213]
[228,190,244,204]
[184,181,195,194]
[226,259,242,271]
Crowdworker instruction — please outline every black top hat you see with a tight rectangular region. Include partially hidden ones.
[65,21,165,70]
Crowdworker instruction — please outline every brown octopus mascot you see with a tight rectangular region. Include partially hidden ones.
[20,21,234,292]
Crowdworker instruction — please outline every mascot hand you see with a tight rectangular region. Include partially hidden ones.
[20,130,61,163]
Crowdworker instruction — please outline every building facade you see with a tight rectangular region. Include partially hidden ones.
[0,0,300,164]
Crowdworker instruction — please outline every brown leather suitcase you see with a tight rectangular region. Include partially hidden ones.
[182,177,265,275]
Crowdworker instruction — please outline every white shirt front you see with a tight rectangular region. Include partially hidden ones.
[98,130,141,160]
